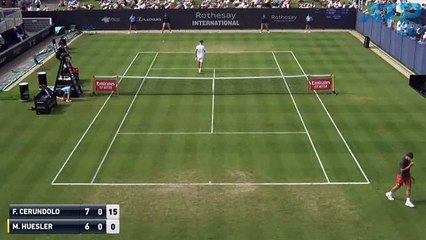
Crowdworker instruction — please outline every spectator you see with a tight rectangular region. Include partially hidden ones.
[52,38,58,51]
[0,34,8,52]
[35,0,41,10]
[281,0,290,8]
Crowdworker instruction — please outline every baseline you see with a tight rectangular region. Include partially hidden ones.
[117,131,306,135]
[52,181,370,186]
[151,67,279,70]
[138,51,293,54]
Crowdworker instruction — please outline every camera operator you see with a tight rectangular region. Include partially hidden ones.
[55,43,71,63]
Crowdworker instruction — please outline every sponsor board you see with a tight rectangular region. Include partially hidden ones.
[309,78,333,91]
[271,15,298,23]
[94,80,117,92]
[101,17,121,23]
[192,12,240,26]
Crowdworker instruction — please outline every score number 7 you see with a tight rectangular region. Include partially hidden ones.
[85,208,104,216]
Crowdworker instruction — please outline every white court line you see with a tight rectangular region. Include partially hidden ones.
[138,51,293,54]
[211,68,215,133]
[117,131,306,135]
[51,52,143,185]
[290,51,370,184]
[150,67,279,70]
[90,52,159,184]
[272,51,330,183]
[52,181,369,186]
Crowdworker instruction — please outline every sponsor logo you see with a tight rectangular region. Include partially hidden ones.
[95,80,117,92]
[137,17,162,22]
[192,12,240,26]
[271,15,297,23]
[101,17,120,23]
[309,79,332,91]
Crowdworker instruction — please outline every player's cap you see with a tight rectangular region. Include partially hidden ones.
[406,152,414,159]
[200,40,203,43]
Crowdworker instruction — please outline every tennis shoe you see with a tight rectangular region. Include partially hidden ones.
[405,201,415,208]
[385,192,394,201]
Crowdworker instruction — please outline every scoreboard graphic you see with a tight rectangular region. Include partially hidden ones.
[7,204,120,234]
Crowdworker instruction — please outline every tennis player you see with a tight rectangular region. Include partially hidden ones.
[195,40,206,73]
[385,152,415,208]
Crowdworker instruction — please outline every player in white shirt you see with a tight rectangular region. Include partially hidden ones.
[194,40,206,73]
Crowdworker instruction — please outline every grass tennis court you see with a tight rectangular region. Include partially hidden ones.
[1,32,426,239]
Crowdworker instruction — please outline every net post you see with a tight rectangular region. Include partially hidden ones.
[92,75,96,96]
[115,75,119,95]
[307,74,310,94]
[332,74,336,95]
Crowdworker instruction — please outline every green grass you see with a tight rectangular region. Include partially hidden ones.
[1,32,426,239]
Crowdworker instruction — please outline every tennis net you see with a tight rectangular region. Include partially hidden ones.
[94,74,333,95]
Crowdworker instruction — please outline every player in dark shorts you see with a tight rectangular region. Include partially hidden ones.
[385,152,415,208]
[260,14,269,34]
[161,13,171,34]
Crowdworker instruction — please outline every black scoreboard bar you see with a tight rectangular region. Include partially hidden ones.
[8,219,107,234]
[10,204,108,219]
[8,204,120,234]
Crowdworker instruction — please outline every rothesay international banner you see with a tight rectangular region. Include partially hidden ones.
[24,8,355,31]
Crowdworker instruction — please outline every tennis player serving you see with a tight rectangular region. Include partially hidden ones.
[385,152,415,208]
[195,40,206,74]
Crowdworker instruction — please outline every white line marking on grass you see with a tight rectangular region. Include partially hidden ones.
[52,181,369,186]
[138,51,293,54]
[112,75,285,80]
[272,51,330,183]
[117,131,306,135]
[150,67,279,70]
[290,51,370,184]
[90,52,159,184]
[211,68,215,133]
[51,52,142,185]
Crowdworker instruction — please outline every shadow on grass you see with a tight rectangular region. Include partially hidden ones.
[412,199,426,206]
[27,102,71,115]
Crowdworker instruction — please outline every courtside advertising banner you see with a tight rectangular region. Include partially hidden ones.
[94,79,117,92]
[309,78,333,91]
[23,8,356,30]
